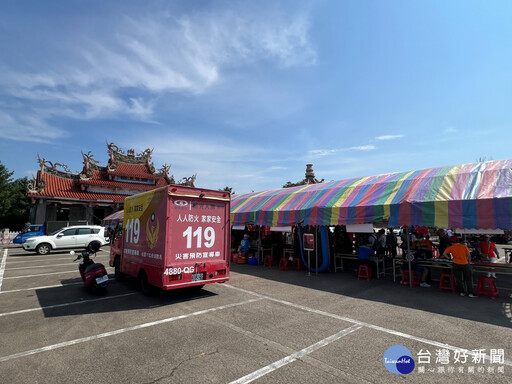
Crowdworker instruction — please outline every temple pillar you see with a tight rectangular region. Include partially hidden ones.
[34,200,47,224]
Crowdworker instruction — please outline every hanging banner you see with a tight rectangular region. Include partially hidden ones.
[303,233,315,251]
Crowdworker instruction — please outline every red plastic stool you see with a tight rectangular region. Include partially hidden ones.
[293,258,301,271]
[477,276,499,299]
[278,257,288,271]
[358,265,372,280]
[439,273,456,293]
[401,270,420,287]
[263,255,273,267]
[237,252,247,264]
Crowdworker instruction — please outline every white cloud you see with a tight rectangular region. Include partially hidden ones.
[0,111,66,143]
[269,166,287,170]
[444,127,458,133]
[375,135,404,141]
[350,145,376,151]
[0,5,316,143]
[308,145,376,157]
[308,149,338,157]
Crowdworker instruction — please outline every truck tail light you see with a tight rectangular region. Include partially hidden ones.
[169,274,182,281]
[215,269,226,276]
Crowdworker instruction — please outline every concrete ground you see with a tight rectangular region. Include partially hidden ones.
[0,244,511,383]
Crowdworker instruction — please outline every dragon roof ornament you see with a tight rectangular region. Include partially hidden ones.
[106,141,154,171]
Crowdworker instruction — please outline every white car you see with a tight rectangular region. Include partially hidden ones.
[23,225,107,255]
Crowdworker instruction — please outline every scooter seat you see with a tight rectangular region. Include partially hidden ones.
[85,263,104,274]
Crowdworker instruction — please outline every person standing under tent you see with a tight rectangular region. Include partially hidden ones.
[240,234,251,253]
[386,228,397,257]
[442,236,476,297]
[477,235,499,278]
[437,229,452,255]
[367,232,376,249]
[376,229,387,256]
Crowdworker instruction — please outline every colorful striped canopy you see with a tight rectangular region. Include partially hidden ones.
[231,160,512,229]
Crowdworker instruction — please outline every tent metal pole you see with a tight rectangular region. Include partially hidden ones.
[407,226,413,288]
[315,226,318,275]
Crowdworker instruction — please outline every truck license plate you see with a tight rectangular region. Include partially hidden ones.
[96,275,109,284]
[191,273,204,282]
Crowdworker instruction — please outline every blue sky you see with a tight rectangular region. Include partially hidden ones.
[1,0,511,194]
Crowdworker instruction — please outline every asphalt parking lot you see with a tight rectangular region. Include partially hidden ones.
[0,245,511,383]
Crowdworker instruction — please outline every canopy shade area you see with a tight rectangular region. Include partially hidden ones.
[231,160,512,230]
[101,210,124,227]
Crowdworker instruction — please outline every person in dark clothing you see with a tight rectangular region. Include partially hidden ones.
[386,229,398,257]
[437,229,452,255]
[357,241,375,275]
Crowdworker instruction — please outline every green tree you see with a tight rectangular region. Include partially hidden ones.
[283,181,302,188]
[0,161,30,230]
[7,177,31,229]
[220,186,235,194]
[0,161,14,216]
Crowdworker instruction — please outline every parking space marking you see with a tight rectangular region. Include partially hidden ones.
[230,324,363,384]
[4,270,78,279]
[215,319,370,383]
[6,256,110,265]
[0,282,83,294]
[0,292,138,317]
[8,263,72,270]
[223,284,512,367]
[0,298,262,363]
[0,249,7,294]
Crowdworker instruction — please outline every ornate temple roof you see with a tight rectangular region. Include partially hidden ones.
[27,142,196,204]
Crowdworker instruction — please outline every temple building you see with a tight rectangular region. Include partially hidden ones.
[27,142,196,225]
[282,164,324,188]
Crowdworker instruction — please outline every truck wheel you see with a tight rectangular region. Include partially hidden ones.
[36,243,51,255]
[139,271,153,296]
[114,257,124,281]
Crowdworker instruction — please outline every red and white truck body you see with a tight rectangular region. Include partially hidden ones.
[109,185,230,290]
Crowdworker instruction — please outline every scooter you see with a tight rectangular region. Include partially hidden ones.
[70,241,109,295]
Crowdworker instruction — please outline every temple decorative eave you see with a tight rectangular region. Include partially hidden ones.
[29,142,197,198]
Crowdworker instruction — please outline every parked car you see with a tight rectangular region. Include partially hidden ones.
[13,221,90,244]
[22,225,107,255]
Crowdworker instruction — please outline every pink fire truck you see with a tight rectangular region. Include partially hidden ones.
[109,185,231,293]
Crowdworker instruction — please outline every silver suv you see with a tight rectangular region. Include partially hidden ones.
[23,225,107,255]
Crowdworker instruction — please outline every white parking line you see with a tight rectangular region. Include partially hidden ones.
[230,324,363,384]
[6,258,73,265]
[0,292,139,317]
[0,282,83,294]
[223,284,512,367]
[8,263,72,270]
[0,249,8,294]
[4,270,79,279]
[0,298,261,363]
[6,255,110,265]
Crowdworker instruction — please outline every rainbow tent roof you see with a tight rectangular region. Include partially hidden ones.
[231,160,512,229]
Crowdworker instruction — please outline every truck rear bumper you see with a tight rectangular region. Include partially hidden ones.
[162,276,229,290]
